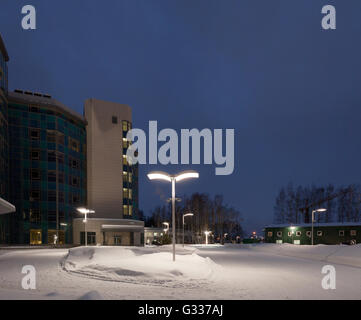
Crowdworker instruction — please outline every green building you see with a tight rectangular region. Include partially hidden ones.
[0,34,9,200]
[264,223,361,245]
[4,90,87,245]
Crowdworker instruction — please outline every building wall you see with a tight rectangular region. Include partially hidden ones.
[0,36,10,243]
[4,92,87,244]
[265,225,361,245]
[84,98,138,219]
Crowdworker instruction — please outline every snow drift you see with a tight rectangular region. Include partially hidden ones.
[62,246,221,288]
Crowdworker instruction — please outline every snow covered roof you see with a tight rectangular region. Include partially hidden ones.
[265,222,361,228]
[0,197,15,214]
[8,90,86,124]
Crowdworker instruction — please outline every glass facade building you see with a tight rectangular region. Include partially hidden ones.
[0,35,10,244]
[122,120,139,219]
[3,92,87,244]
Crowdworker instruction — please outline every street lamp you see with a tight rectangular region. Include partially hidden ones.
[204,231,211,245]
[290,226,296,244]
[147,170,199,261]
[311,208,326,246]
[182,213,194,247]
[77,207,95,247]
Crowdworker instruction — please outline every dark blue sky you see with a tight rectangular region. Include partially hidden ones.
[1,0,361,233]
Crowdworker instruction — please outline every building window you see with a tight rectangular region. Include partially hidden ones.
[123,205,132,216]
[317,231,323,237]
[29,129,40,140]
[80,232,96,245]
[30,149,40,160]
[70,176,79,187]
[69,157,79,169]
[48,151,56,162]
[69,137,80,152]
[112,116,118,124]
[71,194,80,204]
[58,172,64,184]
[47,130,57,143]
[29,209,41,224]
[30,190,40,201]
[48,191,56,202]
[351,230,357,236]
[306,231,312,237]
[31,169,40,180]
[339,230,345,237]
[288,231,292,237]
[122,121,129,132]
[48,171,56,182]
[276,231,282,237]
[296,231,301,237]
[267,231,273,237]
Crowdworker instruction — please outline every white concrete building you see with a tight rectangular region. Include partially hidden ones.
[73,98,143,246]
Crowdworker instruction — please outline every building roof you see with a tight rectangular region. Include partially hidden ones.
[0,197,15,214]
[8,90,86,124]
[0,34,9,62]
[265,222,361,228]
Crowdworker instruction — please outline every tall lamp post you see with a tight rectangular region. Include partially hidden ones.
[204,231,211,245]
[147,170,199,261]
[311,208,327,245]
[182,213,194,247]
[77,207,95,246]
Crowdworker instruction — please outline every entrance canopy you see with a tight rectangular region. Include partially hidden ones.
[101,224,143,233]
[0,197,15,214]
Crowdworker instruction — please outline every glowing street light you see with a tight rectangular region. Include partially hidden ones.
[182,213,194,247]
[204,231,211,245]
[311,208,327,246]
[77,207,95,247]
[148,170,199,261]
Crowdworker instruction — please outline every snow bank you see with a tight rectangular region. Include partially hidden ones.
[239,243,361,268]
[62,246,221,288]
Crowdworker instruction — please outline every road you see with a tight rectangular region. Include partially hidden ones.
[0,245,360,299]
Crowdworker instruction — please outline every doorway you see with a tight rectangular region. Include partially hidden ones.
[30,229,42,245]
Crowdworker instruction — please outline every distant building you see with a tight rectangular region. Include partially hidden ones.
[264,222,361,245]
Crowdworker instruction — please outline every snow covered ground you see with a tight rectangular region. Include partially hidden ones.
[0,244,361,300]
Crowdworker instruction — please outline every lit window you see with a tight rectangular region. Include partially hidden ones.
[69,138,80,152]
[123,205,128,215]
[306,231,311,237]
[288,231,292,237]
[296,231,301,237]
[277,231,282,237]
[267,231,273,237]
[317,231,323,237]
[351,230,357,236]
